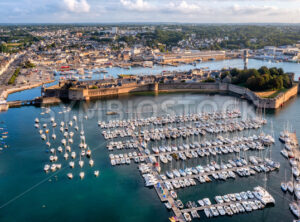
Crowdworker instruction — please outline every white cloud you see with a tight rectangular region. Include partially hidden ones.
[231,4,280,15]
[63,0,90,13]
[120,0,154,11]
[167,1,202,13]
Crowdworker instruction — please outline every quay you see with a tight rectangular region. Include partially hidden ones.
[136,142,185,221]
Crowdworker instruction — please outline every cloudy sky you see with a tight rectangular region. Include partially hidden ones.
[0,0,300,23]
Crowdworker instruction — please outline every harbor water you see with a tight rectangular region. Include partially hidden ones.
[1,60,300,222]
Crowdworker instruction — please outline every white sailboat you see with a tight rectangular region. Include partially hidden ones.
[69,161,75,168]
[71,151,76,159]
[79,172,85,179]
[67,173,73,179]
[44,164,50,173]
[281,170,288,192]
[94,170,100,177]
[79,155,84,168]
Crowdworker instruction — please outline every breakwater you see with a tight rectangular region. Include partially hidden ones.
[0,80,55,111]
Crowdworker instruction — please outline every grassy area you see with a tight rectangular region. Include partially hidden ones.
[8,67,21,85]
[261,88,288,98]
[6,43,23,47]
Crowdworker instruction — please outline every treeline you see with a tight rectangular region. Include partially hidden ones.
[0,29,41,53]
[22,60,35,68]
[137,25,300,50]
[138,29,185,50]
[225,66,293,91]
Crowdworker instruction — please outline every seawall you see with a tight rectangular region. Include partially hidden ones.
[43,82,299,110]
[0,80,55,100]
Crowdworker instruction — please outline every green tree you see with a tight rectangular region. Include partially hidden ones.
[269,67,279,76]
[230,68,239,77]
[258,66,270,75]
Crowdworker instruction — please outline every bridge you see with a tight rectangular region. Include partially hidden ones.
[7,99,40,108]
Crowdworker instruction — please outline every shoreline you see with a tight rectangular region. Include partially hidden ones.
[0,79,55,111]
[0,79,55,100]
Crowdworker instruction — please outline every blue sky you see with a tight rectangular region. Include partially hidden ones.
[0,0,300,23]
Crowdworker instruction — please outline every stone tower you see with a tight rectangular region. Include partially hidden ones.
[244,49,248,70]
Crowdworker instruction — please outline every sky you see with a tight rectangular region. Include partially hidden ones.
[0,0,300,23]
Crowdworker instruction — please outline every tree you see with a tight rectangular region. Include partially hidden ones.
[246,76,258,90]
[203,77,216,83]
[247,69,260,78]
[220,71,230,80]
[282,74,292,88]
[258,66,270,75]
[230,68,239,77]
[262,73,271,83]
[278,68,284,75]
[269,67,279,76]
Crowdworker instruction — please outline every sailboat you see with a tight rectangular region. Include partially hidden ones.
[281,170,288,192]
[69,161,75,168]
[57,146,63,153]
[94,170,100,177]
[70,150,76,159]
[79,172,85,179]
[287,173,294,193]
[67,173,73,179]
[64,151,69,160]
[44,164,50,173]
[79,155,84,168]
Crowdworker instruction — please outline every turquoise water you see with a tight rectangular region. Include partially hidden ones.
[1,59,300,222]
[0,92,300,222]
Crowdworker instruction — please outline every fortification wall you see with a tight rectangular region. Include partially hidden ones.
[158,83,221,91]
[272,84,298,109]
[43,81,298,109]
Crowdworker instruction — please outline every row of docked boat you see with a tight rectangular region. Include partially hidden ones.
[154,141,263,162]
[107,133,267,166]
[109,152,146,166]
[101,117,264,140]
[106,140,138,151]
[281,179,300,198]
[280,130,298,159]
[98,109,243,129]
[280,129,300,219]
[182,186,274,220]
[215,191,255,204]
[162,161,279,191]
[109,134,267,155]
[279,129,300,213]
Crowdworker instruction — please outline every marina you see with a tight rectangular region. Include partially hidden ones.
[98,102,280,221]
[0,87,300,222]
[1,8,300,221]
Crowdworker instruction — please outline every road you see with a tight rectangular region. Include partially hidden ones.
[0,54,25,87]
